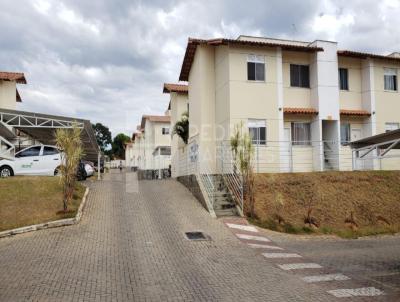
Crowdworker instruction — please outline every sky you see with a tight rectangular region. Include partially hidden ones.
[1,0,399,137]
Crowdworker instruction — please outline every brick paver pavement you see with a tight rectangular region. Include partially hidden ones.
[0,171,338,301]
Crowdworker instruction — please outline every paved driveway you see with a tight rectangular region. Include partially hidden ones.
[0,171,397,301]
[266,229,400,296]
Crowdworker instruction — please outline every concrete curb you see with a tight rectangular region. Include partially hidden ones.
[0,187,90,239]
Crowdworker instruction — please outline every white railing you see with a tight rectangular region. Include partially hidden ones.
[218,139,400,173]
[198,161,215,207]
[217,142,244,213]
[0,136,15,160]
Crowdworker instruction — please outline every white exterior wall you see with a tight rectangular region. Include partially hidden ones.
[170,92,188,177]
[0,81,17,110]
[177,38,400,175]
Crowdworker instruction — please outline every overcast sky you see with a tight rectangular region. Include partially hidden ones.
[1,0,399,137]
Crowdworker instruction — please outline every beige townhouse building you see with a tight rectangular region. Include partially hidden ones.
[163,83,188,177]
[125,114,171,178]
[171,35,400,175]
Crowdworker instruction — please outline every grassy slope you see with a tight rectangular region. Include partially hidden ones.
[252,171,400,238]
[0,176,85,231]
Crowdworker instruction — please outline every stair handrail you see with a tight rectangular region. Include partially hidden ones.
[219,141,244,214]
[198,159,215,207]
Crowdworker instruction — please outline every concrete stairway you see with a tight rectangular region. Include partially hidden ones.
[212,175,237,217]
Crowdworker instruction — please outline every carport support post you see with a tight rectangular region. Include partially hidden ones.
[97,151,101,180]
[158,148,162,179]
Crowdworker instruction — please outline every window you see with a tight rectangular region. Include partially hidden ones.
[247,55,265,81]
[385,122,399,133]
[339,68,349,90]
[291,122,311,145]
[15,146,41,158]
[384,68,397,91]
[290,64,310,88]
[162,127,170,135]
[43,146,59,156]
[340,123,351,144]
[248,119,266,145]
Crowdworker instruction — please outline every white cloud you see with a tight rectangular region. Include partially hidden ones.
[2,0,400,137]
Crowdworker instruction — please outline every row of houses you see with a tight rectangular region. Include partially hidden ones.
[127,35,400,180]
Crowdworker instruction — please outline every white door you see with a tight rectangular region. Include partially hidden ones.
[351,128,362,142]
[14,146,42,175]
[281,128,292,172]
[40,146,61,175]
[351,129,363,170]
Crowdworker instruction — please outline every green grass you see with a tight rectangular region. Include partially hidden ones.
[0,176,85,232]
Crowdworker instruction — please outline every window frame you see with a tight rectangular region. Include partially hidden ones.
[162,127,170,135]
[339,68,349,90]
[385,122,399,133]
[290,64,310,88]
[384,68,398,91]
[248,119,267,145]
[340,123,351,145]
[42,146,59,156]
[247,54,265,82]
[291,122,311,146]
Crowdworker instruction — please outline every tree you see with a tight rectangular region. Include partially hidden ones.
[230,122,256,217]
[172,111,189,144]
[112,133,130,159]
[55,123,83,212]
[92,123,112,153]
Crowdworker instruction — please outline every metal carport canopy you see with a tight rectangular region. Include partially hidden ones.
[349,129,400,159]
[0,108,100,162]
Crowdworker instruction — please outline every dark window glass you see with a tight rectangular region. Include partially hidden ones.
[290,64,310,88]
[339,68,349,90]
[16,146,41,158]
[247,62,256,81]
[43,146,59,156]
[162,127,170,135]
[249,126,266,145]
[384,75,397,91]
[247,55,265,81]
[340,123,350,144]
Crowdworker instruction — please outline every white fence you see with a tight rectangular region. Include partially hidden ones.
[218,140,400,173]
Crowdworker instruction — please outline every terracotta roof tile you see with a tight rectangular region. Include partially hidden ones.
[163,83,188,93]
[283,107,318,115]
[338,50,400,63]
[179,38,323,81]
[340,109,371,116]
[0,72,27,84]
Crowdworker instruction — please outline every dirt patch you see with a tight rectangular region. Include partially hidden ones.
[252,171,400,238]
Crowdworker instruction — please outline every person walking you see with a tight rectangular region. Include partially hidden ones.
[119,160,123,172]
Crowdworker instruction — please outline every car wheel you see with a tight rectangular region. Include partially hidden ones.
[54,166,61,176]
[0,166,14,178]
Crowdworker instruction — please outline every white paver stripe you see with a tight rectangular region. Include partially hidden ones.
[235,234,270,242]
[302,274,350,283]
[263,253,302,259]
[278,263,322,270]
[226,223,258,233]
[247,243,283,250]
[327,287,384,298]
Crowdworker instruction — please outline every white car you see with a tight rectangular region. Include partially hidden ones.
[84,163,94,177]
[0,145,62,178]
